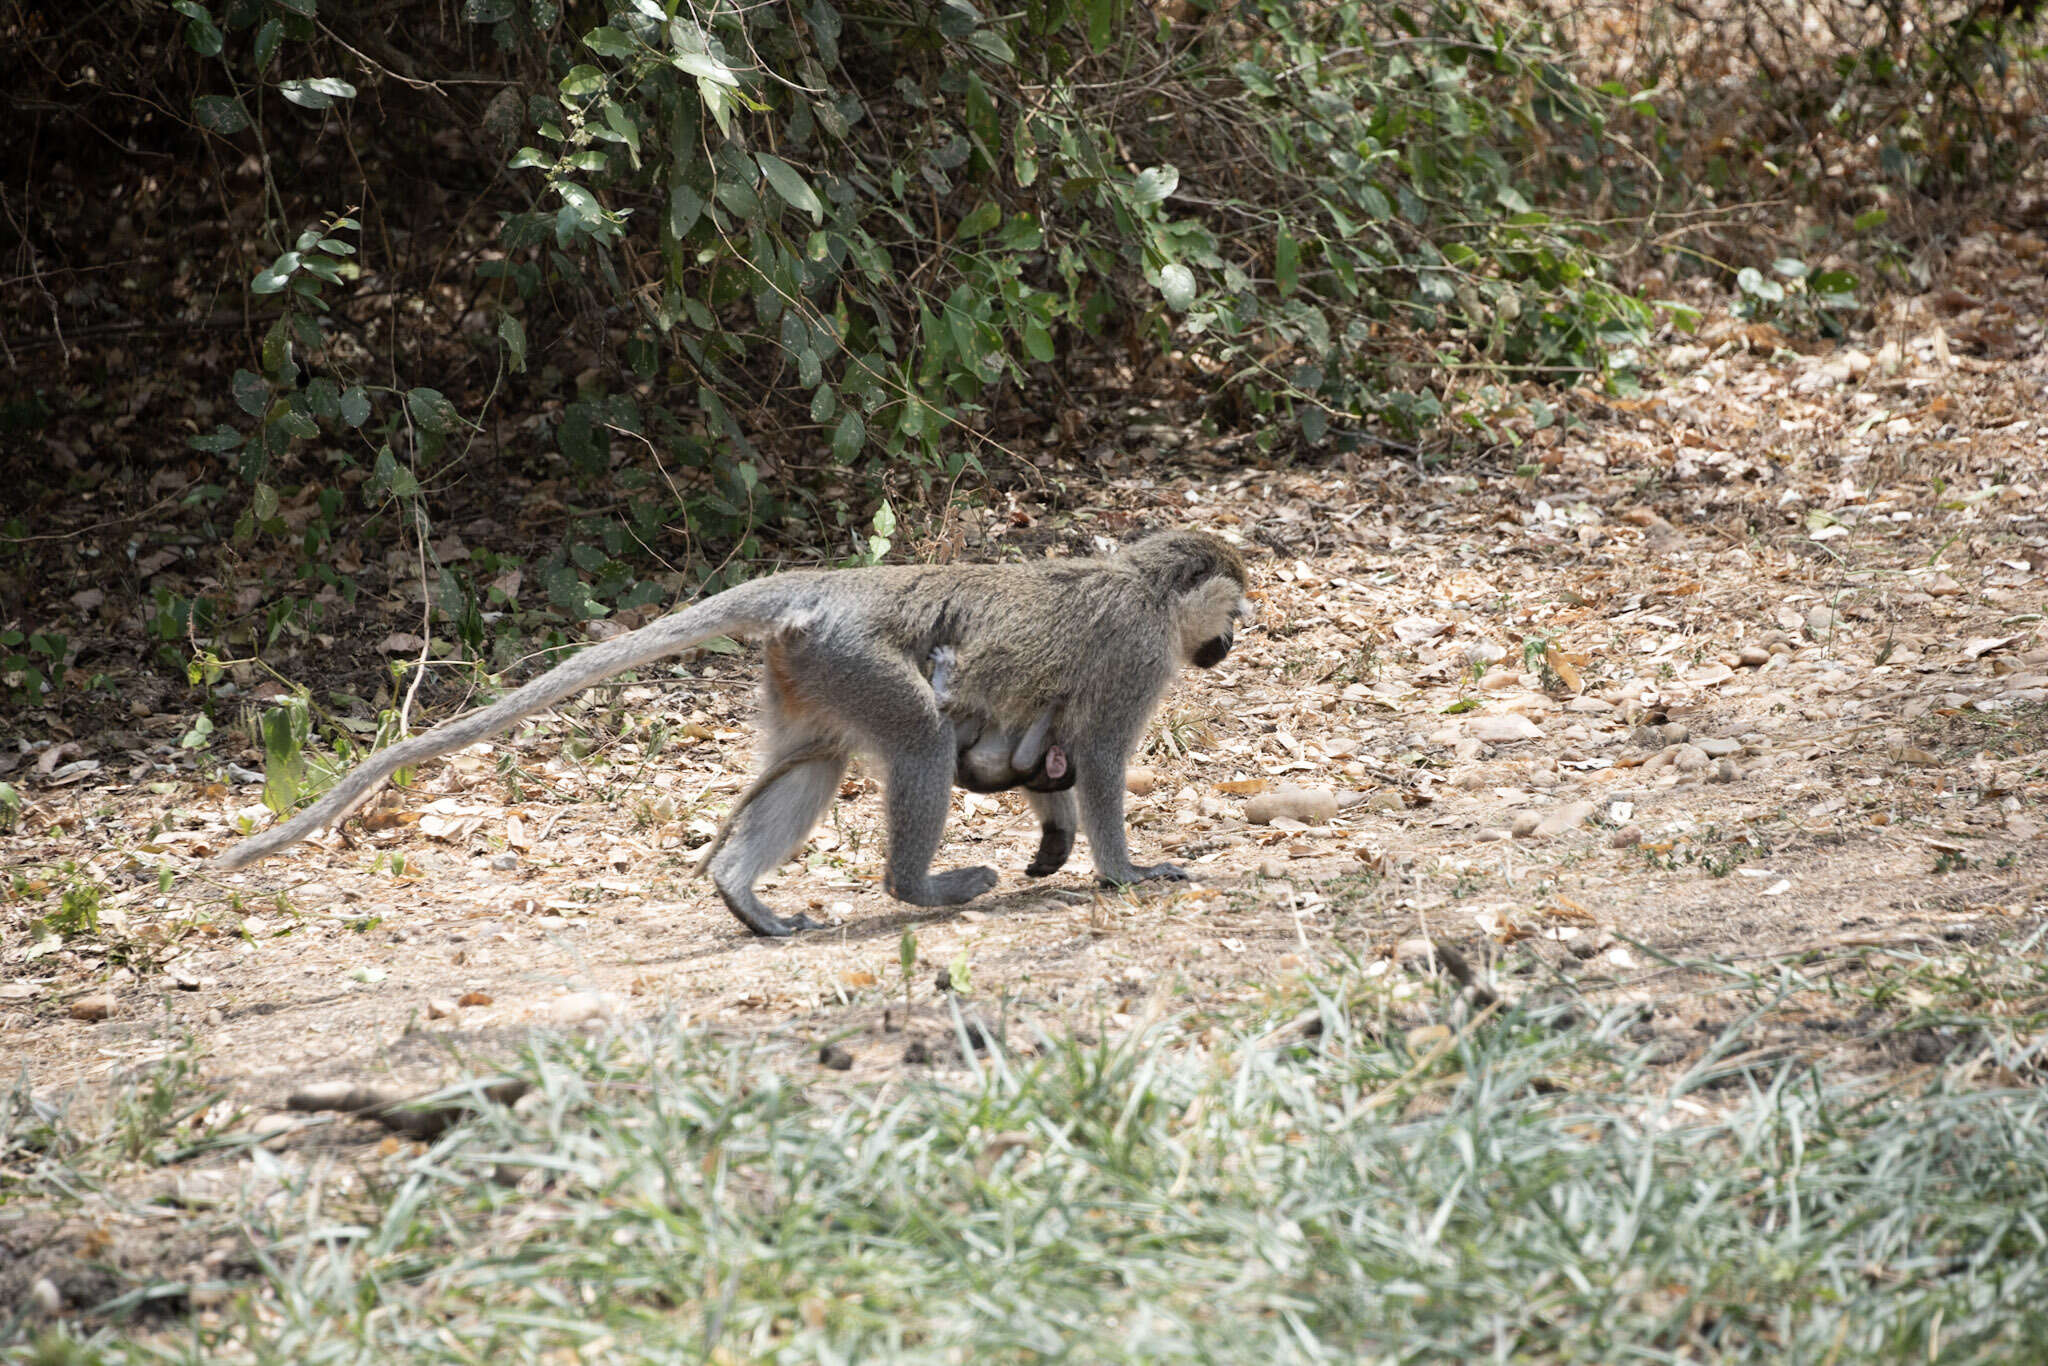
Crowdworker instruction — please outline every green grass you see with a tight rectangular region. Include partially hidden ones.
[6,958,2048,1365]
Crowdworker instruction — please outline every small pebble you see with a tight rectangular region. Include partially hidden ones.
[1474,827,1512,842]
[1670,744,1709,773]
[1244,785,1338,825]
[490,852,519,872]
[1697,737,1743,758]
[1533,801,1595,838]
[1124,766,1159,798]
[1738,645,1771,667]
[1510,811,1542,838]
[1608,825,1643,849]
[818,1043,854,1071]
[1712,758,1739,783]
[69,994,116,1022]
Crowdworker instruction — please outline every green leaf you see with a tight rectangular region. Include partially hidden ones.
[193,95,250,135]
[187,425,245,453]
[1023,321,1054,363]
[232,370,270,417]
[251,252,300,294]
[175,0,224,56]
[1085,0,1118,51]
[560,65,607,99]
[1155,263,1196,311]
[673,50,740,88]
[509,147,550,170]
[252,17,282,68]
[831,410,866,461]
[339,386,371,427]
[757,153,824,226]
[405,387,459,435]
[583,26,638,57]
[669,183,705,237]
[1772,257,1808,279]
[498,315,527,373]
[966,29,1014,63]
[1131,165,1179,206]
[1736,267,1783,303]
[252,482,280,522]
[1275,229,1298,296]
[810,385,836,423]
[1852,207,1889,233]
[955,201,1001,239]
[278,78,357,109]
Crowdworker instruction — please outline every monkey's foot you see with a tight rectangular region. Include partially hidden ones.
[888,865,1000,906]
[716,884,830,937]
[1025,825,1076,878]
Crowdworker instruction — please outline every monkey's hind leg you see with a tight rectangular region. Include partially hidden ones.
[1023,789,1077,878]
[706,749,848,937]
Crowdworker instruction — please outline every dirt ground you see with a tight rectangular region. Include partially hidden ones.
[4,278,2048,1317]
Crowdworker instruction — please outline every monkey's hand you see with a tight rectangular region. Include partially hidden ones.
[1100,862,1189,887]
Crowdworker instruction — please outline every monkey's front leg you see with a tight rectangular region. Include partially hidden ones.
[1074,755,1189,886]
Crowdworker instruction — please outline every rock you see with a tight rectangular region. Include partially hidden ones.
[1533,801,1595,837]
[1257,858,1289,880]
[1806,606,1841,637]
[1470,714,1543,744]
[1510,811,1542,838]
[427,998,458,1020]
[1608,825,1643,848]
[1697,737,1742,757]
[1670,744,1709,773]
[490,852,519,871]
[818,1043,854,1071]
[1453,768,1488,791]
[1927,573,1963,597]
[69,994,116,1022]
[1365,791,1406,814]
[28,1278,61,1316]
[458,990,493,1007]
[1394,937,1437,967]
[1659,722,1691,744]
[1474,827,1512,842]
[548,991,615,1025]
[1124,766,1159,798]
[1565,696,1613,713]
[1244,785,1338,825]
[1713,758,1739,783]
[1738,645,1771,667]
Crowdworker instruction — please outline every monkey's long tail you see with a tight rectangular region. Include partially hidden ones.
[213,579,795,870]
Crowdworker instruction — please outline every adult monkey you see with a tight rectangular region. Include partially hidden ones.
[215,529,1255,936]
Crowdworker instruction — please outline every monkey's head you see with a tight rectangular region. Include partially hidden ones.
[1124,530,1258,670]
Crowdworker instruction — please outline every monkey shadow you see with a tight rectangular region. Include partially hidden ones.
[647,878,1140,965]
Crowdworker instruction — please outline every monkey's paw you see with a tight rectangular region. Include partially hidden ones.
[891,865,1000,906]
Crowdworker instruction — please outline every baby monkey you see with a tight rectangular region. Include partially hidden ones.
[926,645,1073,794]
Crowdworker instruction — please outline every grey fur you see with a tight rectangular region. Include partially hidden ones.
[213,529,1254,936]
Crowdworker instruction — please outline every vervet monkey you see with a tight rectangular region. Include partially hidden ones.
[215,529,1255,937]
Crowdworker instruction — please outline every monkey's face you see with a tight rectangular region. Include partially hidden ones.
[1180,581,1258,670]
